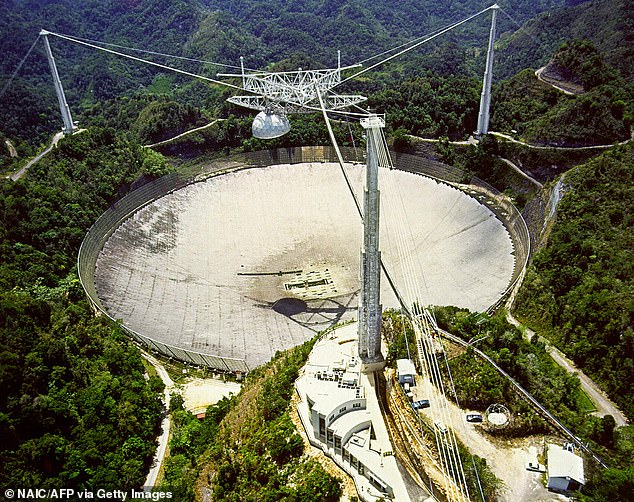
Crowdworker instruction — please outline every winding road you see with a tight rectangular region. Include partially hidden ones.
[141,352,174,491]
[144,119,223,148]
[505,316,629,427]
[498,157,543,188]
[534,66,578,96]
[140,351,241,490]
[9,131,65,181]
[439,325,610,469]
[489,130,633,151]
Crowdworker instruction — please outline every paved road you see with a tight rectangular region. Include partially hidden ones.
[506,315,629,427]
[141,352,242,491]
[9,131,65,181]
[142,352,174,492]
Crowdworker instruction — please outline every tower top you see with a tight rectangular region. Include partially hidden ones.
[360,115,385,129]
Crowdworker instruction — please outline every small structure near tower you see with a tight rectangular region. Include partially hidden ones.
[485,402,510,429]
[396,359,416,386]
[547,443,585,493]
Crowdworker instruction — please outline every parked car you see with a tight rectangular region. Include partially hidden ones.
[466,413,483,423]
[526,461,546,473]
[434,420,448,434]
[412,400,430,410]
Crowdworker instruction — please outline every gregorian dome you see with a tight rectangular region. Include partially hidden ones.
[252,110,291,139]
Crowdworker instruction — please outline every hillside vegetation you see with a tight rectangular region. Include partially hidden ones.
[0,128,171,490]
[1,0,581,157]
[496,0,634,81]
[195,0,571,65]
[0,1,633,497]
[156,337,343,501]
[0,0,201,147]
[514,142,634,421]
[491,40,633,146]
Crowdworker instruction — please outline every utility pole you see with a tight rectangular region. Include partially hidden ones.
[476,4,499,137]
[40,30,76,135]
[358,114,385,372]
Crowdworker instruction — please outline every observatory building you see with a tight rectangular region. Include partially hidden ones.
[295,323,416,501]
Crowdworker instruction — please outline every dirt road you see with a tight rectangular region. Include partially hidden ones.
[141,352,241,490]
[412,377,557,501]
[10,131,64,181]
[142,352,174,490]
[548,346,628,427]
[535,67,579,96]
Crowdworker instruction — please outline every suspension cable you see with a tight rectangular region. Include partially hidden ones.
[497,7,546,49]
[315,86,363,218]
[374,131,473,499]
[43,30,245,92]
[50,32,254,71]
[354,30,442,68]
[377,142,463,499]
[336,6,493,89]
[0,35,41,99]
[319,82,477,500]
[355,11,481,68]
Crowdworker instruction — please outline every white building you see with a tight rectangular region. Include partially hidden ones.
[295,324,412,501]
[396,358,416,386]
[547,443,585,492]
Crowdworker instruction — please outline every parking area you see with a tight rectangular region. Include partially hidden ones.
[407,375,561,501]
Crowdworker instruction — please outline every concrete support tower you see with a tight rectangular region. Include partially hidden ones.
[476,4,499,137]
[40,30,76,135]
[358,115,385,371]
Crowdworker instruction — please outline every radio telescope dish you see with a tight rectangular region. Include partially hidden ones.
[252,110,291,139]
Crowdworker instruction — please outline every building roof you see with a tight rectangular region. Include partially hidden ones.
[547,444,585,484]
[294,323,412,501]
[302,337,364,415]
[396,358,416,376]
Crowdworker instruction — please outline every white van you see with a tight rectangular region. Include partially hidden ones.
[434,420,448,434]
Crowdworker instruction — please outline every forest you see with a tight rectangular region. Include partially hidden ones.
[514,142,634,421]
[1,0,633,500]
[0,128,171,490]
[2,0,631,161]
